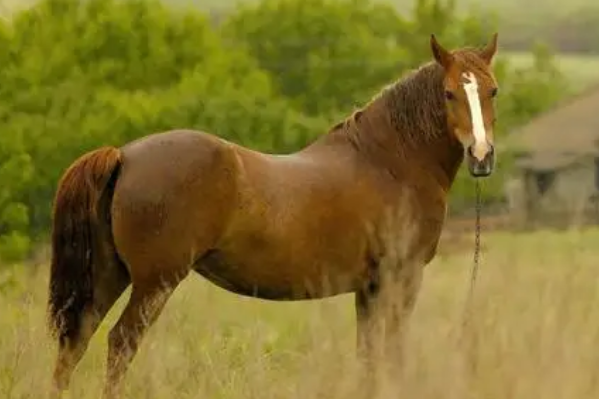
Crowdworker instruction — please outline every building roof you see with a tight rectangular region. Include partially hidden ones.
[507,83,599,170]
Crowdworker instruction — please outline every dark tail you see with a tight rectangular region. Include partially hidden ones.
[47,146,122,344]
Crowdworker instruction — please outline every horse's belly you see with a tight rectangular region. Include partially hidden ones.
[193,246,363,301]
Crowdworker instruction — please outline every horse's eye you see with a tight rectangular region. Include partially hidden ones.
[445,90,455,100]
[490,87,498,98]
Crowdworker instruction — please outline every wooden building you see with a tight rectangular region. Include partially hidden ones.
[505,84,599,227]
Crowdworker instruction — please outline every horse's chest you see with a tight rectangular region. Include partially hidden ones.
[376,195,447,264]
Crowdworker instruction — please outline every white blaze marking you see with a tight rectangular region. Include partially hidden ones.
[462,72,489,161]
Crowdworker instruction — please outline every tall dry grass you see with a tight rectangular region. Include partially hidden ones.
[2,228,599,398]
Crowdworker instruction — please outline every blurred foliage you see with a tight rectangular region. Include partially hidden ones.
[490,4,599,54]
[0,0,569,263]
[222,0,410,116]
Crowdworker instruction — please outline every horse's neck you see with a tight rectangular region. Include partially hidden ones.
[422,134,465,191]
[349,91,464,192]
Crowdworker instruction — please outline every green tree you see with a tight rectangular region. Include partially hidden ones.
[0,0,325,263]
[0,20,34,262]
[0,129,34,263]
[223,0,411,116]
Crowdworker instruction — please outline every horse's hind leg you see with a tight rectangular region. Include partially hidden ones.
[51,258,129,398]
[102,272,186,399]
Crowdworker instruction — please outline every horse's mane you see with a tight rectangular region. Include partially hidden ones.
[329,48,489,151]
[378,61,446,145]
[327,61,447,152]
[329,47,491,162]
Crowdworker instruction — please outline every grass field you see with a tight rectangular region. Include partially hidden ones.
[2,228,599,398]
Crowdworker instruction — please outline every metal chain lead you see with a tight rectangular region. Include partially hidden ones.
[463,179,482,327]
[460,180,483,373]
[470,180,482,296]
[469,180,482,300]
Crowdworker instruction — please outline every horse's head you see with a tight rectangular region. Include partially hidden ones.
[430,34,499,178]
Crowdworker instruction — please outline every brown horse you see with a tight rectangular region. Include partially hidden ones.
[47,34,499,398]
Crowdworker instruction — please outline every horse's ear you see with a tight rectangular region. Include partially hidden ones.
[430,34,453,69]
[479,33,499,65]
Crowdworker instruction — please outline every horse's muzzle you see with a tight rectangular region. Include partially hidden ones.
[467,144,495,178]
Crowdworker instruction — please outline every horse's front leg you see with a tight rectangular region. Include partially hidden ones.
[355,282,382,398]
[354,260,424,394]
[381,262,424,365]
[356,285,378,361]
